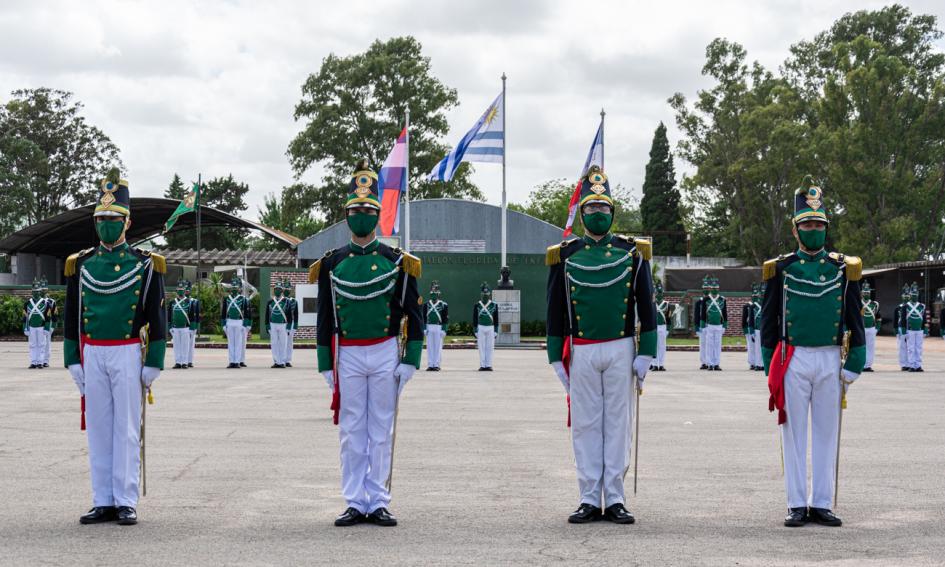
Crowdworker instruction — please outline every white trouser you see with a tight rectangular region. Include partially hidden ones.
[897,334,908,367]
[225,319,246,364]
[28,326,45,365]
[477,325,495,368]
[426,324,444,368]
[338,337,399,513]
[284,329,294,364]
[745,334,755,367]
[44,329,52,364]
[652,324,668,368]
[570,337,635,508]
[171,328,189,365]
[781,346,841,509]
[187,329,196,364]
[241,327,250,363]
[698,329,706,365]
[864,327,878,368]
[83,342,143,508]
[753,330,762,368]
[907,330,924,369]
[704,324,724,366]
[270,323,287,365]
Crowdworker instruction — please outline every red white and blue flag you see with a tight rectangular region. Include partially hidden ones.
[563,120,604,237]
[377,127,408,237]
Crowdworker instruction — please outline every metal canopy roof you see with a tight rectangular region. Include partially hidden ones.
[0,198,299,256]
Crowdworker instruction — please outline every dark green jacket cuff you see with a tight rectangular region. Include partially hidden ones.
[546,335,564,363]
[64,338,80,367]
[317,345,333,373]
[145,339,166,370]
[762,346,774,376]
[402,340,422,369]
[637,329,657,358]
[843,345,866,374]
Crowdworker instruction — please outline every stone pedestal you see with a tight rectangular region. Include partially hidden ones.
[493,288,520,345]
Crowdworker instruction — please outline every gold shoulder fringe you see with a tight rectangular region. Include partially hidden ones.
[64,248,93,277]
[402,252,422,279]
[546,243,562,266]
[634,237,652,261]
[762,258,779,281]
[844,255,862,281]
[307,259,322,284]
[149,252,166,274]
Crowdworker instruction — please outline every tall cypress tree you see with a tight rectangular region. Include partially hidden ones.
[640,122,686,256]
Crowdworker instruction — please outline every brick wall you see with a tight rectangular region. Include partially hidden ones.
[270,270,315,339]
[665,292,753,337]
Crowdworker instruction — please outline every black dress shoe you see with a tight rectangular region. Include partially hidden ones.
[239,362,247,367]
[187,363,194,368]
[604,503,636,524]
[659,366,666,371]
[173,363,182,369]
[808,507,841,527]
[902,367,910,371]
[568,503,603,524]
[914,367,924,372]
[367,507,398,527]
[334,507,365,527]
[478,367,487,371]
[116,506,137,525]
[485,367,493,371]
[700,364,708,370]
[80,506,118,524]
[716,366,723,371]
[784,507,808,527]
[862,367,873,372]
[43,363,49,367]
[426,367,436,371]
[227,363,238,368]
[284,363,292,367]
[28,364,36,369]
[271,363,284,368]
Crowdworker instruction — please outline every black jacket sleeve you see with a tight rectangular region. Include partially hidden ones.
[760,269,783,352]
[443,303,449,326]
[842,278,865,349]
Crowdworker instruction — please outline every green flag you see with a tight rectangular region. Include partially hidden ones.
[163,182,199,233]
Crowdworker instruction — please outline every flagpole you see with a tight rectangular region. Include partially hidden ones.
[600,108,606,169]
[405,106,411,252]
[196,173,202,283]
[500,72,507,270]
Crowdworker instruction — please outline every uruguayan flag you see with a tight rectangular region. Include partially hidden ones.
[428,92,503,182]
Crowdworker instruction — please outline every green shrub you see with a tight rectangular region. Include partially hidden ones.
[521,320,546,337]
[447,321,473,336]
[0,295,24,336]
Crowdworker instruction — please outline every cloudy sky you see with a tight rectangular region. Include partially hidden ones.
[2,0,943,224]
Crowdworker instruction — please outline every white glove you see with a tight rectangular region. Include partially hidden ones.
[440,330,447,338]
[633,356,652,385]
[394,363,416,396]
[551,361,569,393]
[68,364,85,395]
[841,369,859,393]
[141,366,160,387]
[322,370,334,391]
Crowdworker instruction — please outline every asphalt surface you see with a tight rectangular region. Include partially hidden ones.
[0,337,942,566]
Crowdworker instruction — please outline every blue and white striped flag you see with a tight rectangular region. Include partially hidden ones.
[427,92,503,182]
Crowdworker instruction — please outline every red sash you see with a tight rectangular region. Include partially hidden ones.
[562,336,572,428]
[768,342,795,425]
[330,334,340,425]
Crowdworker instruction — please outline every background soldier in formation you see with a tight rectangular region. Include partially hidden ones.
[902,282,929,372]
[310,159,422,528]
[184,280,199,367]
[221,276,252,369]
[694,280,707,369]
[743,283,763,371]
[266,279,291,368]
[761,177,864,528]
[546,165,656,525]
[424,281,448,371]
[23,279,54,369]
[700,276,727,371]
[860,283,880,372]
[473,282,498,371]
[168,280,197,369]
[64,174,167,526]
[283,281,298,367]
[41,278,57,367]
[894,287,910,371]
[651,279,672,371]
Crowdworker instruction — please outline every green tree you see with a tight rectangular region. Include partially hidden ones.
[288,36,483,224]
[0,88,122,234]
[640,122,686,255]
[164,174,249,250]
[250,183,324,250]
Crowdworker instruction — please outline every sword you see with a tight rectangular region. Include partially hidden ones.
[140,387,147,496]
[386,270,411,492]
[633,373,641,495]
[835,328,851,508]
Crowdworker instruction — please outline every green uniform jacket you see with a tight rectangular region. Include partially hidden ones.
[424,300,449,327]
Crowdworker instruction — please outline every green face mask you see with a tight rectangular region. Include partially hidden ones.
[177,290,185,297]
[347,212,378,237]
[95,219,126,244]
[582,212,613,235]
[481,294,490,302]
[797,227,826,251]
[230,289,238,297]
[32,291,40,300]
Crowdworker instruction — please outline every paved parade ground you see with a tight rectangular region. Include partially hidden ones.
[0,337,943,566]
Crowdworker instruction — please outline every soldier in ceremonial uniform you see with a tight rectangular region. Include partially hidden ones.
[546,165,657,525]
[860,283,880,372]
[701,276,727,371]
[64,174,167,526]
[309,159,422,527]
[743,283,763,371]
[24,280,53,369]
[761,177,864,528]
[894,286,910,371]
[651,280,672,371]
[42,278,57,367]
[473,283,499,371]
[221,276,252,368]
[424,281,448,371]
[903,282,929,372]
[184,280,199,367]
[694,281,707,369]
[283,280,298,367]
[168,280,195,369]
[266,279,291,368]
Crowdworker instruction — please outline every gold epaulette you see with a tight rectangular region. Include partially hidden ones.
[837,254,862,281]
[64,248,93,277]
[634,237,652,261]
[546,242,563,266]
[762,257,780,281]
[401,252,422,279]
[307,259,321,284]
[149,252,166,273]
